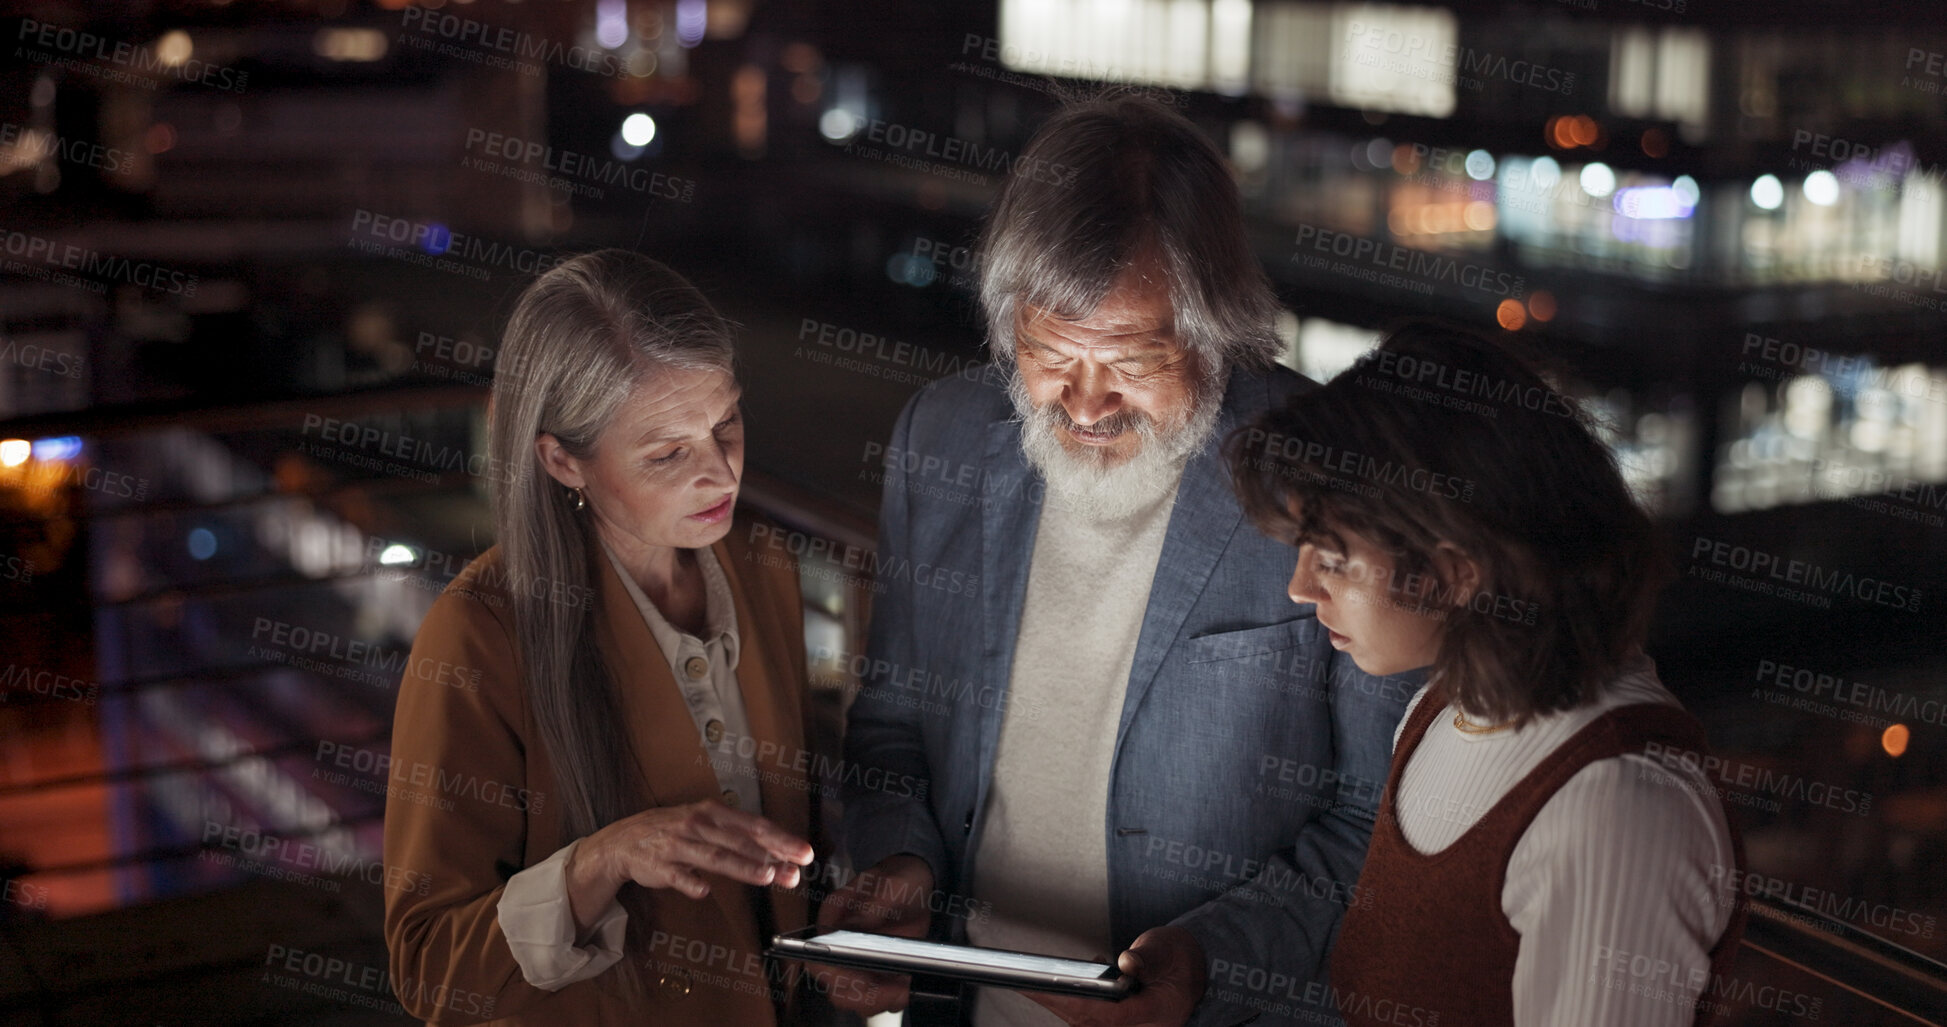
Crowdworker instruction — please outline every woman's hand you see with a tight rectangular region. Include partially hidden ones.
[806,853,938,1014]
[564,799,815,933]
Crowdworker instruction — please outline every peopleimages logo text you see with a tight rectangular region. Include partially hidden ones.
[461,129,694,201]
[16,19,247,92]
[1294,225,1525,297]
[1361,348,1576,418]
[1242,427,1478,502]
[849,118,1076,187]
[399,7,627,78]
[1755,659,1947,727]
[0,226,198,295]
[348,210,564,278]
[1690,537,1922,612]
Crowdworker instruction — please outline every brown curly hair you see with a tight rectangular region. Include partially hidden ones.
[1226,318,1670,725]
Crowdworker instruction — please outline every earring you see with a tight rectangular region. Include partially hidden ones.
[573,487,587,511]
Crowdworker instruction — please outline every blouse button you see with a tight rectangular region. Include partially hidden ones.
[705,719,725,744]
[684,655,709,680]
[722,788,740,808]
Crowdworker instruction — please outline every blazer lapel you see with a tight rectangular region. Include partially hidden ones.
[712,534,812,933]
[976,415,1042,794]
[1112,370,1252,752]
[596,545,780,935]
[592,548,724,810]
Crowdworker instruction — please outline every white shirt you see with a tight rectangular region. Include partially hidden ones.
[496,542,755,990]
[968,478,1182,1027]
[1391,657,1738,1026]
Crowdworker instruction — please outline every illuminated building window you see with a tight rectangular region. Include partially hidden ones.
[1713,361,1947,516]
[1325,3,1457,117]
[1274,315,1692,517]
[1252,3,1335,101]
[1002,0,1455,116]
[1897,169,1944,271]
[1281,314,1379,382]
[998,0,1211,89]
[1586,393,1696,518]
[1609,26,1710,141]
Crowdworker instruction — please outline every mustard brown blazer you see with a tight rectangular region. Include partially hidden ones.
[382,514,813,1025]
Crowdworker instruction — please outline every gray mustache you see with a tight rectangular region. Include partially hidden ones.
[1039,404,1151,439]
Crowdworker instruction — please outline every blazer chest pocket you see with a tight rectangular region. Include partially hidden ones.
[1181,618,1331,699]
[1178,620,1333,746]
[1184,618,1319,665]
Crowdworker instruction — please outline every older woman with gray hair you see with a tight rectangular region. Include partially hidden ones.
[383,250,824,1026]
[821,95,1413,1027]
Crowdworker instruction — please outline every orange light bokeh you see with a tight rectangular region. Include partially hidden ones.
[1391,143,1421,175]
[1883,723,1910,758]
[145,122,176,155]
[1527,290,1558,322]
[1496,299,1527,330]
[1550,115,1602,149]
[1569,115,1599,147]
[780,42,821,75]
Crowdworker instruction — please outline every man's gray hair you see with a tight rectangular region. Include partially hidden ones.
[976,93,1282,375]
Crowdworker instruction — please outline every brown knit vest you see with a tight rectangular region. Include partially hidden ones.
[1329,688,1747,1027]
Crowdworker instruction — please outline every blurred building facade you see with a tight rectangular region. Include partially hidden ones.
[0,1,1943,1023]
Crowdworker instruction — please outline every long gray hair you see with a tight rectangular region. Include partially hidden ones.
[976,93,1282,377]
[488,250,735,856]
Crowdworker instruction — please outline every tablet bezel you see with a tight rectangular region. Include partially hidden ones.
[768,926,1136,1000]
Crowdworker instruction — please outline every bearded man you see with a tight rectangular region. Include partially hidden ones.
[820,95,1415,1027]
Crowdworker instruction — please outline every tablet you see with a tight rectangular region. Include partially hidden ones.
[769,926,1135,1000]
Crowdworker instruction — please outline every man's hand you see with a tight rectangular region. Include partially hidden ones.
[1025,926,1207,1027]
[805,853,937,1015]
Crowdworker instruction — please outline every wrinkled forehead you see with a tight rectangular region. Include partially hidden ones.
[1018,315,1178,358]
[1017,283,1180,361]
[606,366,740,444]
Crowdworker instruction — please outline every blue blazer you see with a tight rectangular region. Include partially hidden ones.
[841,362,1418,1026]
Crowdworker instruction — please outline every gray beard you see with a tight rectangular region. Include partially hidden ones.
[1008,368,1224,522]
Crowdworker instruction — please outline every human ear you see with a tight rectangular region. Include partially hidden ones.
[1430,542,1483,606]
[533,433,586,490]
